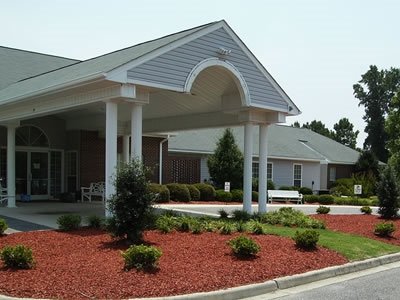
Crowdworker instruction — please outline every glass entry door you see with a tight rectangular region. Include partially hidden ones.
[16,151,49,200]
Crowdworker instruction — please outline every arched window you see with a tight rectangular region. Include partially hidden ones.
[16,125,49,147]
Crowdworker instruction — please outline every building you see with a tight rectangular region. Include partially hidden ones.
[0,20,301,213]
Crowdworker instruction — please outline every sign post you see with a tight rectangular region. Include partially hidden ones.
[224,182,230,192]
[354,185,362,196]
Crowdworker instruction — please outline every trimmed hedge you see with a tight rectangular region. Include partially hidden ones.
[231,189,243,202]
[186,185,200,201]
[193,183,216,201]
[166,183,190,202]
[148,183,170,203]
[215,190,232,202]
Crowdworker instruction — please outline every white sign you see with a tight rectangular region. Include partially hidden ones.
[224,182,230,192]
[354,185,362,195]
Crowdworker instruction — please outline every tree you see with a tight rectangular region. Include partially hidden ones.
[386,90,400,175]
[207,128,244,190]
[353,65,400,162]
[332,118,359,149]
[107,159,156,244]
[302,120,332,138]
[376,165,399,219]
[354,150,379,178]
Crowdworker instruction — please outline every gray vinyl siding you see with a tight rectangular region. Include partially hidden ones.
[128,28,287,111]
[269,159,321,190]
[200,156,211,183]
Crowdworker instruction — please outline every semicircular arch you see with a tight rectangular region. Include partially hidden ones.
[184,58,250,107]
[16,125,50,148]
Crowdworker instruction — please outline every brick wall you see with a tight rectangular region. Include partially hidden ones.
[166,155,201,184]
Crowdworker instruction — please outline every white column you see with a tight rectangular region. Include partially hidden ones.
[258,124,268,213]
[131,103,143,161]
[122,135,130,163]
[243,122,253,214]
[7,123,17,208]
[105,101,118,217]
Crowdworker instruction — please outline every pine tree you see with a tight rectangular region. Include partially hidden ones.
[376,165,399,219]
[207,128,244,190]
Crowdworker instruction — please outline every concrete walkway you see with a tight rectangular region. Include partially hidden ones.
[0,201,397,300]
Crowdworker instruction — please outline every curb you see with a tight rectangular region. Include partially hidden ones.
[136,252,400,300]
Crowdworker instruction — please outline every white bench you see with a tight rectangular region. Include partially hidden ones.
[0,183,7,204]
[267,190,303,205]
[81,182,105,203]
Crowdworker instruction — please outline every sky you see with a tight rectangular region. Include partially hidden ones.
[1,0,399,148]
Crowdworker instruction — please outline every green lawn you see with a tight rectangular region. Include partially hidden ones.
[265,225,400,261]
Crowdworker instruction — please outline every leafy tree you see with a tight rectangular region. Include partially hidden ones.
[386,90,400,175]
[292,121,301,128]
[106,159,156,244]
[353,65,400,162]
[302,120,332,138]
[332,118,359,149]
[354,150,379,178]
[207,128,244,189]
[376,165,399,219]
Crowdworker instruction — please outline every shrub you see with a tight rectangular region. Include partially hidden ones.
[252,191,259,202]
[231,189,244,202]
[107,159,156,244]
[293,230,320,249]
[279,186,295,190]
[220,222,236,235]
[215,190,232,202]
[374,222,396,237]
[121,244,162,271]
[231,209,251,222]
[316,206,330,214]
[247,220,266,234]
[226,235,261,257]
[155,215,178,233]
[0,219,8,235]
[360,206,373,215]
[253,179,275,191]
[299,187,313,195]
[193,183,216,201]
[303,194,319,203]
[176,216,193,232]
[86,215,104,228]
[166,183,190,202]
[186,185,200,201]
[148,183,170,203]
[376,165,399,219]
[0,245,36,269]
[218,209,229,219]
[57,214,81,231]
[318,195,334,205]
[267,180,276,190]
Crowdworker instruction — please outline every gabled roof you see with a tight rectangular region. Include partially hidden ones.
[167,125,361,165]
[0,22,216,104]
[0,46,79,90]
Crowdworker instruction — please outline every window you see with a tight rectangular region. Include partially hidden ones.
[252,162,273,180]
[329,167,336,182]
[16,125,49,147]
[293,164,302,187]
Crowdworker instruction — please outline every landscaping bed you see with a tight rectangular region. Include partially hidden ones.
[0,214,399,299]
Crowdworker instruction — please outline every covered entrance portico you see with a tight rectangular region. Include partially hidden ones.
[0,21,300,215]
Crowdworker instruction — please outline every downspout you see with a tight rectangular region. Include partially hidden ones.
[159,135,170,184]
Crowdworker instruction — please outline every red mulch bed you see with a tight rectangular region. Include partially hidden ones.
[0,214,397,299]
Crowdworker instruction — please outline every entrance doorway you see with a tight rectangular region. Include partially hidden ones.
[16,150,49,200]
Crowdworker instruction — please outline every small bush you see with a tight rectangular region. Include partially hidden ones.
[316,206,330,214]
[293,230,320,249]
[86,215,104,228]
[186,185,201,201]
[360,206,373,215]
[220,222,236,235]
[176,216,193,232]
[299,187,313,195]
[267,180,276,190]
[247,220,266,234]
[231,209,251,222]
[231,189,244,202]
[155,215,178,234]
[318,195,334,205]
[252,191,259,202]
[166,183,191,202]
[57,214,81,231]
[215,190,233,202]
[279,186,298,191]
[193,183,216,201]
[121,244,162,271]
[218,209,229,219]
[303,194,319,204]
[0,245,36,269]
[0,219,8,235]
[226,235,261,257]
[374,222,396,237]
[148,184,170,203]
